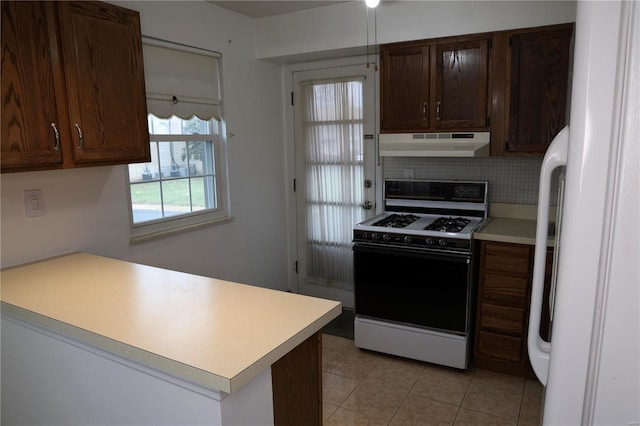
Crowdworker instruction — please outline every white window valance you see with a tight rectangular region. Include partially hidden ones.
[142,37,222,121]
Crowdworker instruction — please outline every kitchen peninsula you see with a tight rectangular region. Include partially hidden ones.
[1,253,341,425]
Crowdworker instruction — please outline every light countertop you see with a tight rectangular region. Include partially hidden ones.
[0,253,341,394]
[474,203,556,246]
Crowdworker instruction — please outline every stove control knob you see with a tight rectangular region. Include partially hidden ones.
[425,238,434,246]
[382,234,391,241]
[438,239,447,247]
[403,235,412,244]
[371,233,379,241]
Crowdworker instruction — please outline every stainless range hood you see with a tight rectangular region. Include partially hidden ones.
[379,132,491,157]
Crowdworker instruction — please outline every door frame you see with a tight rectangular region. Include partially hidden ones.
[283,56,381,309]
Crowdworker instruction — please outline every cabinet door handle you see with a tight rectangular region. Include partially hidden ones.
[50,123,60,152]
[75,124,84,150]
[422,102,428,119]
[436,101,441,121]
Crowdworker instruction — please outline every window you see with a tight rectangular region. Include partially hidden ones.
[128,114,222,218]
[127,38,229,241]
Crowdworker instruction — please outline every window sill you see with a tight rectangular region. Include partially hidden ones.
[129,215,234,244]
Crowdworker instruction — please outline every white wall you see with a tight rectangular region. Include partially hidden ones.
[256,1,577,62]
[0,1,290,292]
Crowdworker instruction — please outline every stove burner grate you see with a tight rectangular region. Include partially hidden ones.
[424,217,471,233]
[372,214,419,228]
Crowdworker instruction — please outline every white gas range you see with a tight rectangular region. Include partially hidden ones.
[353,179,488,369]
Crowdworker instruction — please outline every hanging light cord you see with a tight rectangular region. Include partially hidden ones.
[374,7,378,71]
[366,4,379,70]
[366,5,370,68]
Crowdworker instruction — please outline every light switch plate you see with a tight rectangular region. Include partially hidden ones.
[24,189,45,217]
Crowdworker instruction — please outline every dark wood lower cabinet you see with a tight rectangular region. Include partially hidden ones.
[479,303,525,335]
[477,330,523,363]
[272,331,322,426]
[474,241,553,378]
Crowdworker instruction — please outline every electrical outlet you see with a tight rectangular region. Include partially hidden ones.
[403,169,415,179]
[24,190,45,217]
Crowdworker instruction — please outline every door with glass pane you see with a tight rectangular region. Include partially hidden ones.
[293,65,376,304]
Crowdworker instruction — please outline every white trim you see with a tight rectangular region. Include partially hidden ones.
[126,116,231,241]
[129,215,234,244]
[286,57,380,299]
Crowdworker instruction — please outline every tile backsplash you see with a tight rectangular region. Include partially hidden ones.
[383,156,560,206]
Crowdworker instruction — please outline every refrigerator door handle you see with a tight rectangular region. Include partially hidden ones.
[529,126,569,385]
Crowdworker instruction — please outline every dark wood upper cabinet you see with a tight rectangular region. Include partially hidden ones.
[379,24,572,157]
[492,23,574,156]
[1,2,64,170]
[1,1,150,173]
[380,45,431,131]
[380,35,491,134]
[435,39,489,130]
[57,2,150,166]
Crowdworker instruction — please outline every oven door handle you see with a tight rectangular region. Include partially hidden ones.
[353,242,471,261]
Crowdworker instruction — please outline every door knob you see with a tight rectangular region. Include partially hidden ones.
[362,201,373,210]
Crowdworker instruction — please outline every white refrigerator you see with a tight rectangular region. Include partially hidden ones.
[528,1,639,425]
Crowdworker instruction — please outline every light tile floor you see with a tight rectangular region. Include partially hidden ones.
[322,333,544,426]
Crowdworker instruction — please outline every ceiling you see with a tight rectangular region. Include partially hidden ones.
[209,1,348,19]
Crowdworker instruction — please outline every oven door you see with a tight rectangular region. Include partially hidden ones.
[353,242,473,334]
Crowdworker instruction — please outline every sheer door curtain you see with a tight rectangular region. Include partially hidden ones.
[301,77,365,290]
